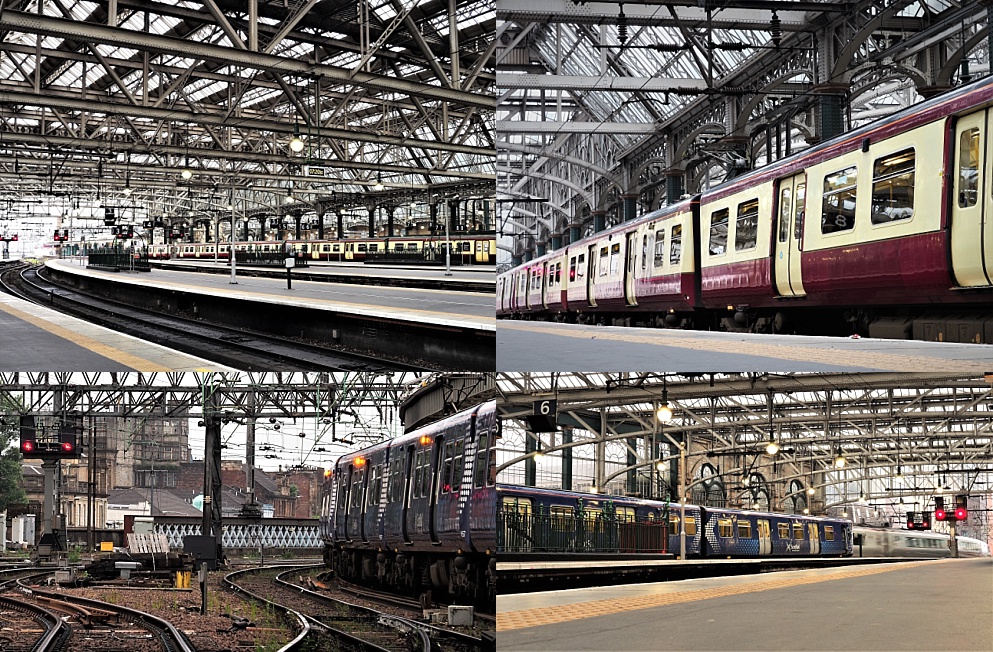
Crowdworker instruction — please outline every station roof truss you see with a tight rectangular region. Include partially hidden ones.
[496,372,993,510]
[496,0,991,265]
[0,0,495,222]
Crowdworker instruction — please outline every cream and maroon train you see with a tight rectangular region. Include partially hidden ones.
[148,235,496,265]
[498,75,993,342]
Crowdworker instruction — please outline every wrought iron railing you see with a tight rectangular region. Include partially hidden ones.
[87,246,151,272]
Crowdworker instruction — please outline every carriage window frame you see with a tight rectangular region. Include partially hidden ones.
[653,229,666,268]
[778,523,791,539]
[735,199,759,251]
[778,186,792,243]
[821,165,858,234]
[824,526,835,541]
[737,521,752,538]
[577,253,586,277]
[709,208,729,256]
[641,235,649,271]
[871,148,916,225]
[670,224,683,266]
[599,247,609,276]
[616,506,636,523]
[609,243,621,275]
[718,518,734,538]
[793,523,805,539]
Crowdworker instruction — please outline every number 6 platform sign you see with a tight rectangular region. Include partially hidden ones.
[526,399,558,432]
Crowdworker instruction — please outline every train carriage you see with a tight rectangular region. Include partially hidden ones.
[699,507,850,558]
[497,74,993,340]
[322,401,498,606]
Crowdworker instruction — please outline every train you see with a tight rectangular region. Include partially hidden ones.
[853,526,990,558]
[147,234,496,264]
[498,74,993,342]
[319,401,498,607]
[497,485,853,558]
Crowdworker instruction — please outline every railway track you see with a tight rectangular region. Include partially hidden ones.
[226,565,489,652]
[0,261,429,370]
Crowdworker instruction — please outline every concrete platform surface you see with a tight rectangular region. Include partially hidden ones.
[48,259,494,331]
[157,257,494,283]
[0,293,230,371]
[497,320,993,372]
[497,558,993,651]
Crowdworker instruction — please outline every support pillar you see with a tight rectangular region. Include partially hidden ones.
[240,391,262,518]
[592,210,606,233]
[665,170,685,204]
[621,194,638,222]
[202,388,223,563]
[535,242,546,257]
[549,233,562,251]
[626,437,638,494]
[387,206,395,237]
[244,218,250,241]
[449,200,459,233]
[814,84,848,142]
[368,207,376,238]
[294,212,302,240]
[511,254,523,267]
[569,223,582,243]
[430,202,439,235]
[317,205,325,240]
[336,210,344,240]
[561,428,572,491]
[524,434,536,486]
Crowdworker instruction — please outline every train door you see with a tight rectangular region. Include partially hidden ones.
[809,523,820,555]
[586,244,598,307]
[624,232,638,306]
[429,436,442,543]
[401,446,414,543]
[345,242,354,260]
[500,496,532,552]
[773,173,806,296]
[525,268,533,310]
[950,111,993,287]
[757,519,772,555]
[541,261,549,309]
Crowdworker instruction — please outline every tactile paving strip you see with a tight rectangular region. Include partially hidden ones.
[497,560,946,632]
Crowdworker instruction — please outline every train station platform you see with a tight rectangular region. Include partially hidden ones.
[0,292,227,371]
[497,321,993,372]
[497,557,993,651]
[153,258,494,293]
[48,258,494,332]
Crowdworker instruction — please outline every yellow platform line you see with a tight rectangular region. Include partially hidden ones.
[497,560,944,632]
[57,263,495,328]
[0,298,171,371]
[498,321,989,372]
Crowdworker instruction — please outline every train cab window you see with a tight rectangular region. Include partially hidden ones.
[609,243,621,275]
[737,521,752,538]
[654,229,666,268]
[670,225,682,266]
[778,523,790,539]
[822,166,858,233]
[709,209,729,256]
[735,199,759,251]
[778,186,792,243]
[718,518,734,538]
[598,247,608,276]
[793,523,804,539]
[871,148,915,224]
[577,253,585,277]
[959,128,980,208]
[824,526,835,541]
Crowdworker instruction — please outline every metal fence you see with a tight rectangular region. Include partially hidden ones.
[234,250,309,267]
[498,505,668,553]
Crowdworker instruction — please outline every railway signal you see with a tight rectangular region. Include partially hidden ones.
[934,496,946,521]
[954,494,968,521]
[906,511,931,531]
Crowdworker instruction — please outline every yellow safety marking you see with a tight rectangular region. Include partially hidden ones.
[54,263,494,327]
[0,298,172,371]
[498,321,991,372]
[497,560,946,632]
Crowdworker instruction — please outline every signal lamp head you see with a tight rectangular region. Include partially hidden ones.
[21,440,34,453]
[954,507,966,520]
[935,509,946,521]
[61,441,74,452]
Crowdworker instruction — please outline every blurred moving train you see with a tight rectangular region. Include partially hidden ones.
[498,74,993,342]
[320,401,498,606]
[499,485,992,559]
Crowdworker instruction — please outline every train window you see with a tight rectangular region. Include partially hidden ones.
[616,507,636,523]
[388,456,403,502]
[794,184,806,241]
[407,243,417,250]
[871,148,915,224]
[441,440,455,493]
[822,166,858,233]
[323,245,331,253]
[394,243,404,251]
[462,242,471,252]
[670,225,682,266]
[368,464,382,508]
[555,263,562,284]
[684,517,697,536]
[778,523,790,539]
[358,244,368,252]
[718,518,733,538]
[369,244,378,252]
[778,186,792,243]
[793,523,804,539]
[709,209,729,256]
[599,247,608,276]
[737,521,752,538]
[350,468,364,509]
[609,243,620,275]
[335,244,343,252]
[519,274,526,293]
[735,199,759,251]
[451,440,464,491]
[550,505,573,518]
[824,526,835,541]
[641,235,649,271]
[959,128,980,208]
[577,253,585,277]
[569,257,577,281]
[653,230,666,268]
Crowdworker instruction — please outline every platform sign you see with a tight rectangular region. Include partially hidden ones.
[906,511,932,531]
[525,399,558,432]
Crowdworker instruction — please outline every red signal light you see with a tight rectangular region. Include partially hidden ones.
[907,521,913,529]
[61,441,74,452]
[935,509,946,521]
[21,440,34,453]
[954,507,966,520]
